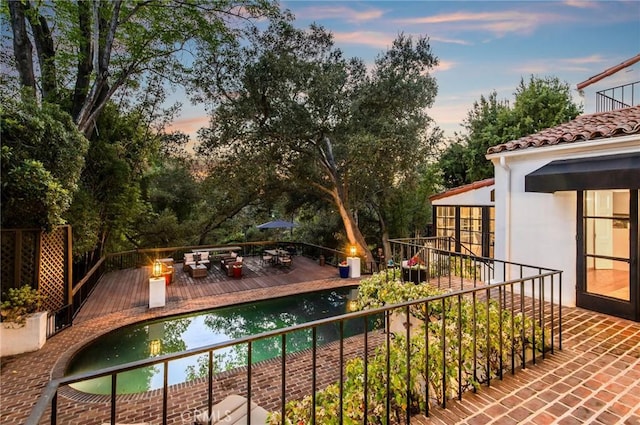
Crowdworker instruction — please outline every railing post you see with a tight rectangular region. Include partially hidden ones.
[247,341,253,425]
[281,334,287,425]
[405,305,410,425]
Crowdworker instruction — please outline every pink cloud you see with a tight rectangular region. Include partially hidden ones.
[166,115,209,137]
[296,6,385,23]
[511,55,610,76]
[563,0,599,9]
[333,31,395,49]
[433,59,456,73]
[395,10,558,37]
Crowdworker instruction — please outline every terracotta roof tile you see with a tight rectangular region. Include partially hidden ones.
[487,105,640,155]
[429,178,494,202]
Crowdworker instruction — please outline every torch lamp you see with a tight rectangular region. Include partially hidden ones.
[152,260,163,278]
[349,245,357,257]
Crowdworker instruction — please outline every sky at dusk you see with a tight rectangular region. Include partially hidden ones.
[171,0,640,140]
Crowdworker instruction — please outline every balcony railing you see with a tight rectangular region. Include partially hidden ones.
[595,81,639,112]
[28,238,562,425]
[63,241,346,336]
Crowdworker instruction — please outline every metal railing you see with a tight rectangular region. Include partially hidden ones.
[28,239,562,424]
[65,241,347,333]
[595,81,639,112]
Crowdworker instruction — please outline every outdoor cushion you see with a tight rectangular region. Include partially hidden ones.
[194,394,268,425]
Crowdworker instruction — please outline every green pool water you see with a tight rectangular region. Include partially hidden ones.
[66,287,368,395]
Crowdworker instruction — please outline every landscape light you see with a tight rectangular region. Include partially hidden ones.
[152,260,163,278]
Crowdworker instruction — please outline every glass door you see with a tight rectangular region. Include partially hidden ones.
[577,190,639,320]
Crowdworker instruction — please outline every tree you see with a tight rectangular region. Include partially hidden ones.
[1,99,88,230]
[4,0,282,136]
[195,22,440,263]
[461,92,511,182]
[510,75,582,136]
[440,76,582,186]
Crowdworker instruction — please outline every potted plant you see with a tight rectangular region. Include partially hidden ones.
[1,285,47,357]
[338,260,350,278]
[401,255,427,284]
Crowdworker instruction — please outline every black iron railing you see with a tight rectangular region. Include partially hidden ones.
[28,239,562,424]
[65,241,347,334]
[595,81,639,112]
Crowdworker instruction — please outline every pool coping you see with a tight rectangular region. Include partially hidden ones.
[50,278,360,398]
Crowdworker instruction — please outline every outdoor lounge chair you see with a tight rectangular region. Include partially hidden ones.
[183,253,196,271]
[194,394,268,425]
[261,253,273,265]
[196,251,211,269]
[279,255,292,268]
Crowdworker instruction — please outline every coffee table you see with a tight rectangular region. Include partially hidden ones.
[189,264,207,278]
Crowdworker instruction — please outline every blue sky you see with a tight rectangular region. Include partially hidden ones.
[173,0,640,140]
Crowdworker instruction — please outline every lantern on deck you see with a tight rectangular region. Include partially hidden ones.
[152,260,163,278]
[349,245,357,257]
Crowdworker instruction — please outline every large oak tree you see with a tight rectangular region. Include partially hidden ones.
[4,0,281,136]
[195,22,440,262]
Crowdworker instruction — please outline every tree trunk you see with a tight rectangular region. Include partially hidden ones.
[72,0,94,120]
[24,1,57,101]
[331,189,375,264]
[8,0,36,94]
[379,217,392,265]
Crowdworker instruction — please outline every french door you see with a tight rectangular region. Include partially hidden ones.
[577,190,639,321]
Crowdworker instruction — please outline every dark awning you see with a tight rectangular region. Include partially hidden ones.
[525,152,640,193]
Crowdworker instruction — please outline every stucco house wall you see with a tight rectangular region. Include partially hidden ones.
[490,131,639,307]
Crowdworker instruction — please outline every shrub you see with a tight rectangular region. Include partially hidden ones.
[0,285,46,324]
[268,273,548,423]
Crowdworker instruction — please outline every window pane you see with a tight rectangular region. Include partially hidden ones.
[586,259,630,301]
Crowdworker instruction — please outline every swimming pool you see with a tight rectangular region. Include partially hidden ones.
[66,287,366,395]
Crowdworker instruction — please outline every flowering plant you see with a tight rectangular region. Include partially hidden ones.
[339,260,348,266]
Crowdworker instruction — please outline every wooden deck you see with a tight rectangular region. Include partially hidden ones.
[75,255,340,323]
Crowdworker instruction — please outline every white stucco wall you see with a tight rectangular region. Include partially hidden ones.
[493,156,576,306]
[490,136,640,307]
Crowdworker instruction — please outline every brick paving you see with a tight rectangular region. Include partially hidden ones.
[1,259,639,424]
[413,308,640,425]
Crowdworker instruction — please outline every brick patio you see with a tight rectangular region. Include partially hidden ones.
[1,257,639,424]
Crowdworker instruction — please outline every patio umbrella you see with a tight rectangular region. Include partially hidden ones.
[256,219,298,229]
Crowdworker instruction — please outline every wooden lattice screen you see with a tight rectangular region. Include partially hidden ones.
[1,226,71,313]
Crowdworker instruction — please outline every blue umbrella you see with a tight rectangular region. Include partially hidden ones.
[256,219,298,229]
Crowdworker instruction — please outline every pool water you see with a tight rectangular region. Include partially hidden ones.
[66,287,368,395]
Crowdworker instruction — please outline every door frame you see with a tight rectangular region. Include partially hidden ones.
[576,190,639,321]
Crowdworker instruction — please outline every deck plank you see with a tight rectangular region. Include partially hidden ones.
[75,255,338,323]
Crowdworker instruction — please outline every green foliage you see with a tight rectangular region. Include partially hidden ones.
[64,103,158,255]
[0,285,46,324]
[195,22,441,260]
[268,274,549,423]
[3,0,282,133]
[438,141,470,189]
[1,99,88,230]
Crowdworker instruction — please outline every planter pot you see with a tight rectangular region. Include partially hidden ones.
[402,267,427,284]
[339,265,350,278]
[233,265,243,278]
[1,311,47,357]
